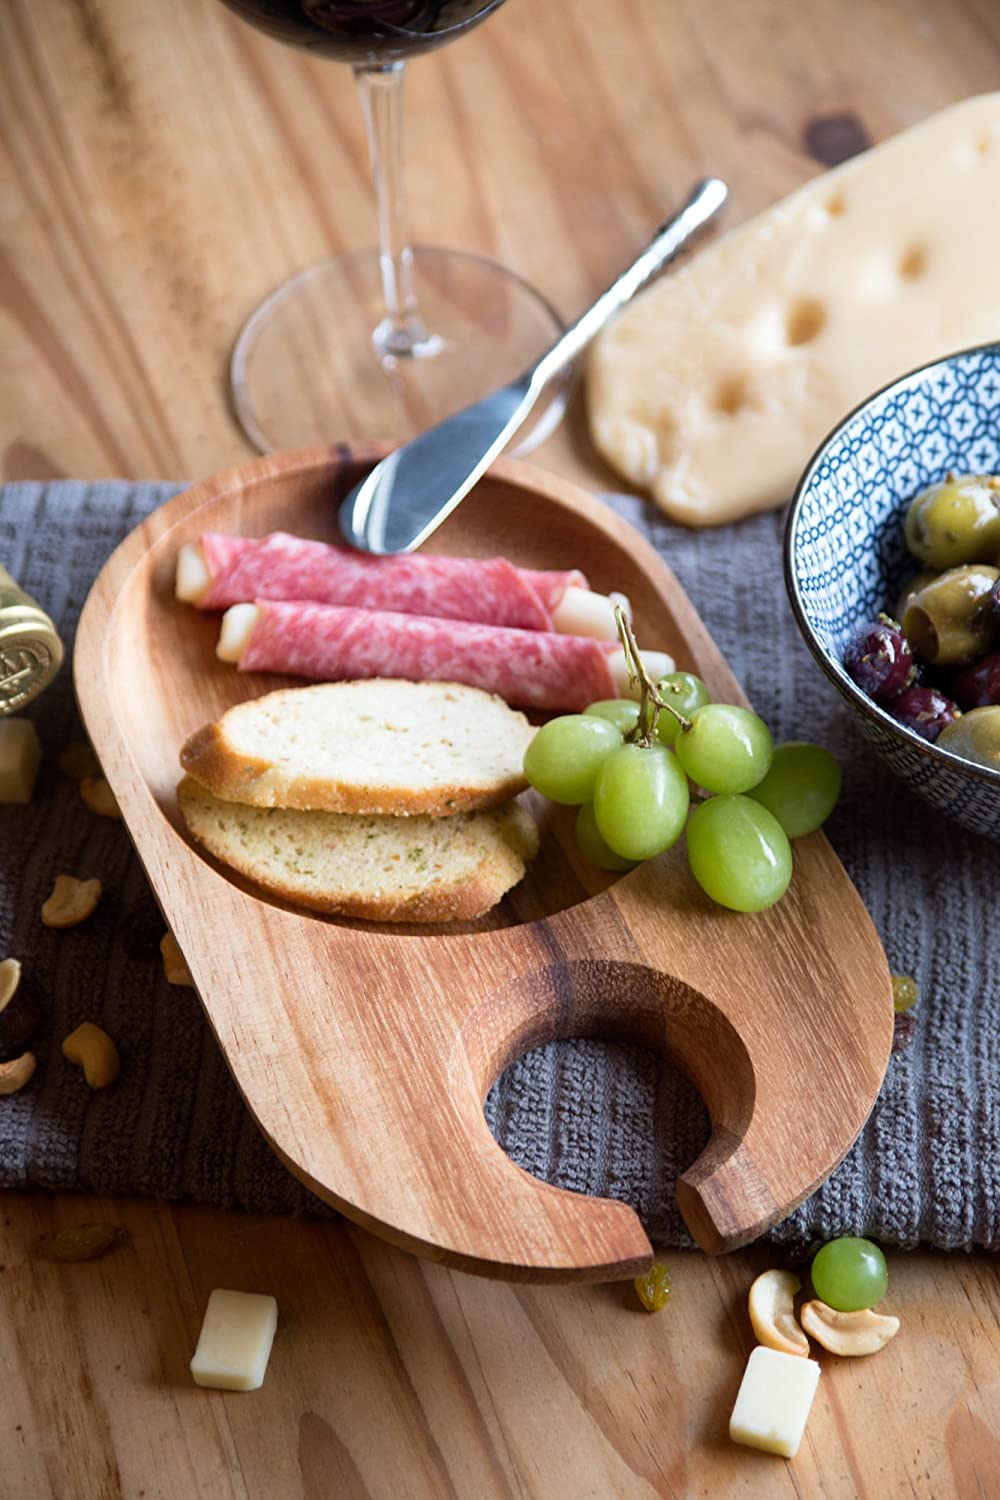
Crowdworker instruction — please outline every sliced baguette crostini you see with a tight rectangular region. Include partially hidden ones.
[180,679,535,816]
[177,777,538,923]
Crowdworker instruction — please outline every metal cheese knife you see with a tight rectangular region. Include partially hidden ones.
[339,177,728,556]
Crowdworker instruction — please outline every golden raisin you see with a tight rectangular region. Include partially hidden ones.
[634,1260,672,1312]
[49,1223,127,1262]
[891,974,919,1013]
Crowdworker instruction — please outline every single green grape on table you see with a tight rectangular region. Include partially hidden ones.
[674,704,773,794]
[522,714,621,804]
[686,795,792,912]
[575,803,636,872]
[746,742,842,838]
[654,673,712,746]
[593,743,690,862]
[810,1236,888,1312]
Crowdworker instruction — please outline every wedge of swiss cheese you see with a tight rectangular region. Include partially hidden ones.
[588,94,1000,526]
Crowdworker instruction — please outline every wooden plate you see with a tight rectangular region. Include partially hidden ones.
[75,444,893,1281]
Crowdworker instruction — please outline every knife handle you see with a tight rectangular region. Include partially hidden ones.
[531,177,728,389]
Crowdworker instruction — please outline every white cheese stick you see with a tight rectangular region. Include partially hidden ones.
[552,586,631,641]
[589,93,1000,526]
[190,1289,278,1392]
[0,719,41,804]
[729,1346,821,1458]
[175,542,212,604]
[217,604,260,663]
[609,647,676,700]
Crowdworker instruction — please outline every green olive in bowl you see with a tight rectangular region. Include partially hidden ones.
[901,564,1000,665]
[904,473,1000,570]
[937,706,1000,771]
[895,569,939,621]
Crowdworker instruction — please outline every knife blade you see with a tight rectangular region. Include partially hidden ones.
[340,177,728,556]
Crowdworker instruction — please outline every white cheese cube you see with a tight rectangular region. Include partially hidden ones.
[0,719,41,804]
[190,1289,278,1392]
[729,1345,820,1458]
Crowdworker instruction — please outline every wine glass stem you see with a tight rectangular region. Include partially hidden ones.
[354,62,434,359]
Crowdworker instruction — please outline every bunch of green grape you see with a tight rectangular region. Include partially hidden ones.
[523,668,841,913]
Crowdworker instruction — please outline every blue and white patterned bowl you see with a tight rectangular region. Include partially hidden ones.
[785,342,1000,843]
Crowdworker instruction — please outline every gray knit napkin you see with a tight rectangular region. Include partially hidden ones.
[1,480,996,1253]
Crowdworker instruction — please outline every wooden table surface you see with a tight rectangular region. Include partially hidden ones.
[2,1,998,1495]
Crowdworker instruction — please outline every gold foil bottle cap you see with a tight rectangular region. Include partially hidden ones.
[0,563,63,714]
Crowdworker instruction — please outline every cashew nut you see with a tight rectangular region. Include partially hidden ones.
[0,1052,37,1095]
[41,875,102,928]
[800,1299,900,1356]
[0,958,21,1011]
[59,741,101,782]
[62,1023,120,1090]
[80,777,121,819]
[160,931,194,988]
[748,1269,810,1357]
[0,957,42,1061]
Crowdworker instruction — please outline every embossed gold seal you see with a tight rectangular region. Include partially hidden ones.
[0,564,63,714]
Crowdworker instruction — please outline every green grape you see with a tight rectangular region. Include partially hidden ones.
[675,704,773,794]
[810,1236,888,1312]
[685,795,792,912]
[746,741,842,838]
[655,673,712,746]
[584,699,642,735]
[523,715,622,804]
[575,804,637,871]
[593,744,690,861]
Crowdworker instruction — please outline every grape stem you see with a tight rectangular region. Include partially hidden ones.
[614,605,693,746]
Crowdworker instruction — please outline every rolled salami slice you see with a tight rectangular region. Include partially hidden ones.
[519,567,588,615]
[222,599,625,712]
[181,532,589,631]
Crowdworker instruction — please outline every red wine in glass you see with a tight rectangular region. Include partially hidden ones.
[217,1,505,63]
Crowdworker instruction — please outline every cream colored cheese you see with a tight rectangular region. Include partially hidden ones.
[190,1289,278,1392]
[729,1345,821,1458]
[588,94,1000,526]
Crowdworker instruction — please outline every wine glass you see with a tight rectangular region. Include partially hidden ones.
[216,0,566,452]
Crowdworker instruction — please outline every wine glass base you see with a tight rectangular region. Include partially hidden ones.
[230,247,568,456]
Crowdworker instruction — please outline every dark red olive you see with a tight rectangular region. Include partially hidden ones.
[844,618,916,703]
[952,651,1000,709]
[888,685,961,742]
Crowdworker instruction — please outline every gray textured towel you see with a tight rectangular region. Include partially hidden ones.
[1,480,996,1253]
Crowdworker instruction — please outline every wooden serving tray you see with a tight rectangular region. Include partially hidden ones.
[75,445,893,1282]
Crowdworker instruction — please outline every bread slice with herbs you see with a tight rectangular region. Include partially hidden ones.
[177,777,538,923]
[180,680,534,816]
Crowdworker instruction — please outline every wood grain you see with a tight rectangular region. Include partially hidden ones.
[2,0,999,1491]
[74,448,892,1273]
[3,1193,1000,1500]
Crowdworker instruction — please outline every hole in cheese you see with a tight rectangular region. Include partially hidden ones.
[898,244,928,280]
[785,297,827,346]
[713,374,752,416]
[825,192,847,217]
